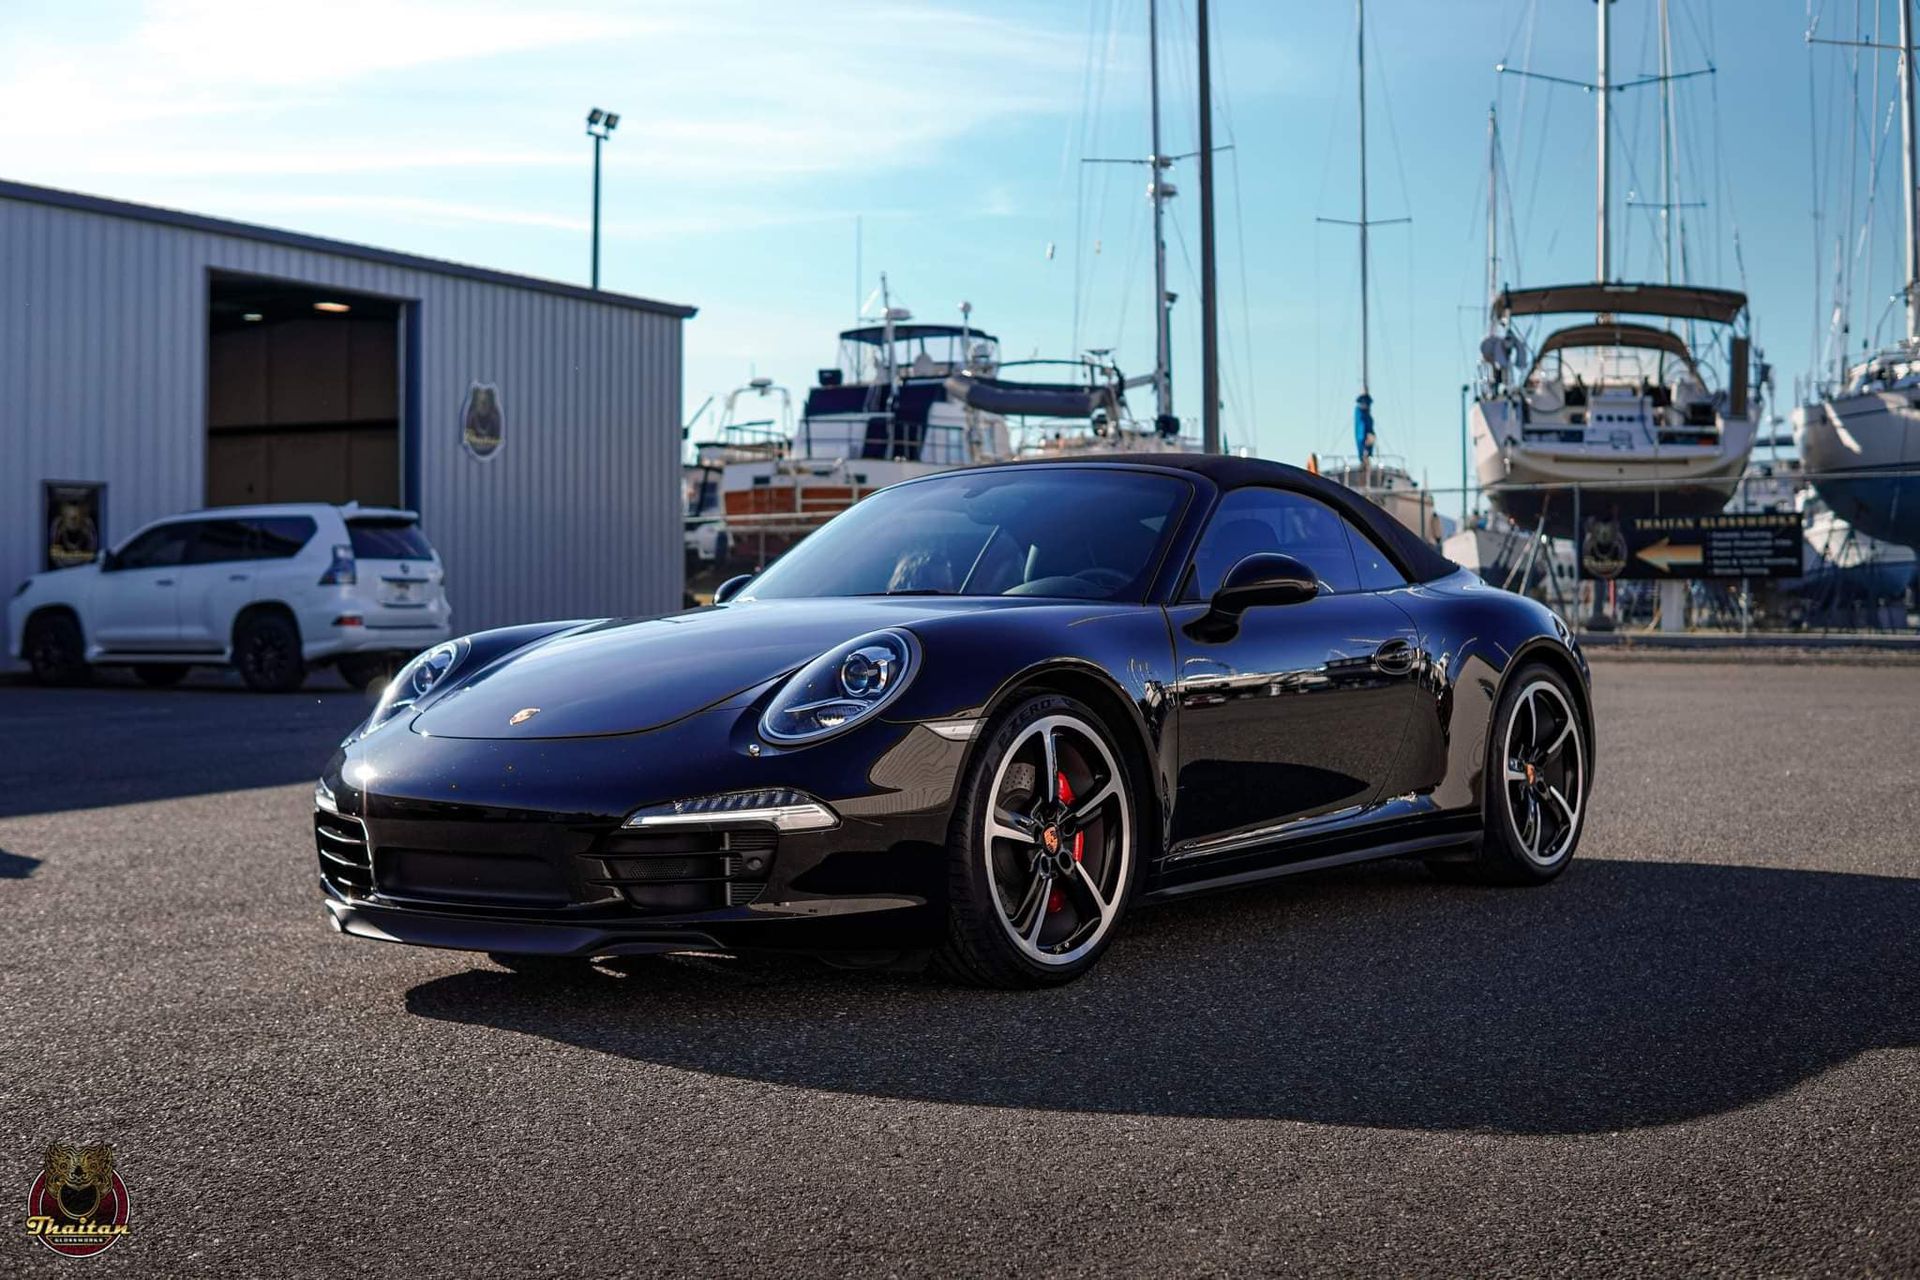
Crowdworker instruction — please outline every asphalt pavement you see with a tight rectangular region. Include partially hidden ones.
[2,660,1916,1277]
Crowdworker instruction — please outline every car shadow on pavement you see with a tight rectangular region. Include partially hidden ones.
[0,848,43,878]
[403,857,1920,1135]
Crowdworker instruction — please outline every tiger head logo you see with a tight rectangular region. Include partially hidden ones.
[42,1142,115,1222]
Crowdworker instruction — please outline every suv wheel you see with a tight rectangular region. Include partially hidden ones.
[24,613,91,687]
[234,613,306,693]
[337,654,399,692]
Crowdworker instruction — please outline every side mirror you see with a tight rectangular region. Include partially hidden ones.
[713,573,754,604]
[1211,553,1318,616]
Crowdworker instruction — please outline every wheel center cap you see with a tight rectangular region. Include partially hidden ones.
[1041,825,1061,854]
[1524,763,1538,787]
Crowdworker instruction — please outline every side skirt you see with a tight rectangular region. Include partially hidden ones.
[1139,829,1480,903]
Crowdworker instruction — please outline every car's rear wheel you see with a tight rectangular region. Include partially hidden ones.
[132,664,190,688]
[24,613,91,687]
[337,653,399,692]
[234,612,305,693]
[936,693,1137,988]
[1433,662,1589,885]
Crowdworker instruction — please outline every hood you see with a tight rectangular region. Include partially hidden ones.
[409,597,1027,740]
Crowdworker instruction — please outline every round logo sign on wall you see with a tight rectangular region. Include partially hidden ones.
[461,382,504,461]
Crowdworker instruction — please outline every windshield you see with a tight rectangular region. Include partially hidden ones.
[744,467,1190,602]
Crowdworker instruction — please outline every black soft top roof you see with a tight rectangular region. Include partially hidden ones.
[1034,453,1460,584]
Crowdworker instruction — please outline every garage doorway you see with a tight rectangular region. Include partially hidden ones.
[206,275,405,507]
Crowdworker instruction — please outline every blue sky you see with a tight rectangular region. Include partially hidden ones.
[0,1,1885,491]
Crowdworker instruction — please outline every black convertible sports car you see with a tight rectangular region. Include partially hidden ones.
[316,455,1592,987]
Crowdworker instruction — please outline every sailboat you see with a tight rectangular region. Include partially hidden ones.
[1795,0,1920,552]
[1316,0,1442,545]
[1470,0,1759,543]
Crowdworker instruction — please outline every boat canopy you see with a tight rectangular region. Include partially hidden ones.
[1535,323,1695,360]
[1493,282,1746,325]
[943,370,1121,420]
[837,323,1000,345]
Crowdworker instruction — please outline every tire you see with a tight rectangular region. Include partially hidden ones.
[935,692,1139,988]
[1432,662,1589,886]
[23,613,91,687]
[132,664,190,688]
[233,612,306,693]
[337,653,398,692]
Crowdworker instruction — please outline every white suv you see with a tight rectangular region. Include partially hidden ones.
[8,503,451,691]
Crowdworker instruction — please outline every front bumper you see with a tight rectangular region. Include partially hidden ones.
[315,703,972,957]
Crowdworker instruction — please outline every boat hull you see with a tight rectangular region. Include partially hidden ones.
[1471,397,1754,540]
[1795,396,1920,550]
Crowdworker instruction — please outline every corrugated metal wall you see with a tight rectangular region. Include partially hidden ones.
[1,190,685,640]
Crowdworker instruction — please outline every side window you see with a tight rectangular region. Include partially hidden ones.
[1185,488,1361,599]
[114,521,196,571]
[1343,520,1407,591]
[251,517,317,560]
[189,519,254,564]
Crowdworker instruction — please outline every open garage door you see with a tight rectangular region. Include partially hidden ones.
[206,275,404,507]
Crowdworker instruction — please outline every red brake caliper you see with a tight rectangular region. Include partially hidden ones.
[1047,770,1083,914]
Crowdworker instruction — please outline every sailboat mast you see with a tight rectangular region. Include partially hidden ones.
[1149,0,1174,424]
[1658,0,1676,285]
[1486,104,1499,317]
[1198,0,1220,454]
[1358,0,1371,397]
[1901,0,1918,342]
[1596,0,1612,281]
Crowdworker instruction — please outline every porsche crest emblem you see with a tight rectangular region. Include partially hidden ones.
[509,707,541,726]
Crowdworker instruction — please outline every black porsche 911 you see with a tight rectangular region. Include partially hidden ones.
[315,455,1592,987]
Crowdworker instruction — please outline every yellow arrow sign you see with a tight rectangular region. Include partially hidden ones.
[1635,536,1705,574]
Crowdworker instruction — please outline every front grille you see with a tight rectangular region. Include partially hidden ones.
[315,811,373,896]
[585,827,775,913]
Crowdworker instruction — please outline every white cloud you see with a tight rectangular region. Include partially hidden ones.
[0,0,1086,215]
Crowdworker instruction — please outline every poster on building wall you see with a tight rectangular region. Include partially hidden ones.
[43,481,105,571]
[461,382,504,460]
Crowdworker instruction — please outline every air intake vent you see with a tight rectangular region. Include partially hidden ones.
[315,811,373,896]
[585,827,774,913]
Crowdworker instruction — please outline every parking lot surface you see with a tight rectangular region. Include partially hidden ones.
[2,661,1917,1277]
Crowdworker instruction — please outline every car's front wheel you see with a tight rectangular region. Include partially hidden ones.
[24,613,91,687]
[936,693,1138,988]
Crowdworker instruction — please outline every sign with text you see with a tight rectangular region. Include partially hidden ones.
[1578,511,1802,581]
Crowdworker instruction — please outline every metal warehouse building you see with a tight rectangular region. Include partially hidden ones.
[1,178,692,643]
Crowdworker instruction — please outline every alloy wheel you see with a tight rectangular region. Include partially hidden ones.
[982,713,1132,967]
[1502,679,1585,866]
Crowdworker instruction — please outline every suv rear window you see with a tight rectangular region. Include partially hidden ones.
[348,518,434,561]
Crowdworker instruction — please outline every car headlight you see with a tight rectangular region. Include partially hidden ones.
[362,639,468,736]
[760,629,918,744]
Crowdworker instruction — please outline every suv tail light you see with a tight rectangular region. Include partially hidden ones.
[318,544,357,586]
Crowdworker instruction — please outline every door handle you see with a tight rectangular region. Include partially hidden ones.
[228,574,250,582]
[155,578,175,587]
[1373,638,1416,676]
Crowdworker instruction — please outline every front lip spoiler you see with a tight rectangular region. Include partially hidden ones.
[325,898,723,957]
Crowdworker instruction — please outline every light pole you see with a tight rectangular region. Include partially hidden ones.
[586,107,620,289]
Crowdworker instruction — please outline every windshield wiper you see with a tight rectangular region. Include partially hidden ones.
[854,589,956,597]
